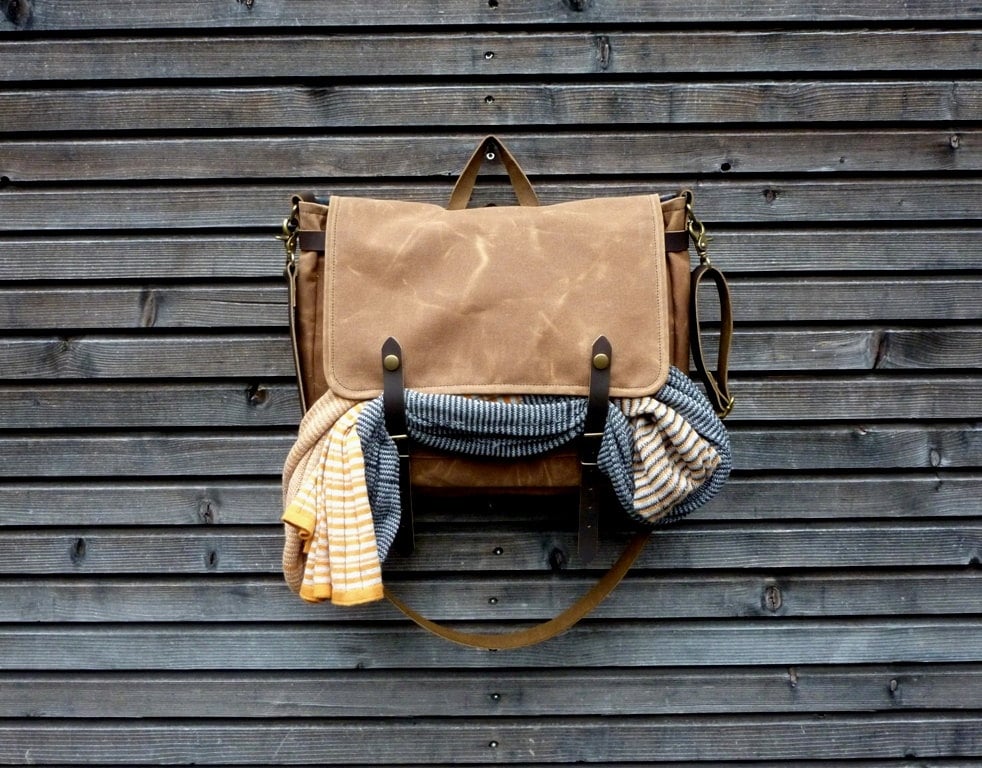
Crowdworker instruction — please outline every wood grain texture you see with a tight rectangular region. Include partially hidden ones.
[1,665,978,717]
[1,715,980,763]
[4,180,980,230]
[1,571,979,622]
[1,621,981,669]
[0,522,977,574]
[2,31,979,81]
[4,81,980,131]
[2,131,976,183]
[2,0,978,30]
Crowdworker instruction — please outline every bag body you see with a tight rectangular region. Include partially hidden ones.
[279,136,733,648]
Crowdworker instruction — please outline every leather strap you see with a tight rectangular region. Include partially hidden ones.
[382,337,416,555]
[298,228,689,256]
[578,336,611,564]
[448,135,540,210]
[384,531,649,650]
[690,263,735,418]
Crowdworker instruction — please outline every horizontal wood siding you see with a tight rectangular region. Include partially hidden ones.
[0,1,979,766]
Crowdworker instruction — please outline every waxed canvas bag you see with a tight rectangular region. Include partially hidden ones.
[279,136,733,649]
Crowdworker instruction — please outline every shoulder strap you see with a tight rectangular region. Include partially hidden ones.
[690,263,735,418]
[383,532,649,650]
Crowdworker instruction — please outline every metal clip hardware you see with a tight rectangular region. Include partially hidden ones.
[683,190,712,266]
[277,197,301,275]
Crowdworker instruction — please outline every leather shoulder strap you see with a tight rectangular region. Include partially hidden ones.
[383,532,649,650]
[690,263,735,418]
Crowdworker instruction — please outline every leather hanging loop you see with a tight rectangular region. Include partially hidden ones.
[448,135,540,210]
[690,264,735,418]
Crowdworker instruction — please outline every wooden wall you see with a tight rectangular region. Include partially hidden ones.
[1,1,980,765]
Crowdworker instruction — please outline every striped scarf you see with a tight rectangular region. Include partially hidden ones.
[282,366,731,605]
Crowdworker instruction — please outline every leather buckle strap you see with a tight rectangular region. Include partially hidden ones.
[382,337,416,555]
[579,335,611,564]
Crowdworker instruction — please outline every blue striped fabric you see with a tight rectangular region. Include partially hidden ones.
[357,367,730,561]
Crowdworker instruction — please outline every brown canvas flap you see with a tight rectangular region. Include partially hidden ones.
[324,193,669,399]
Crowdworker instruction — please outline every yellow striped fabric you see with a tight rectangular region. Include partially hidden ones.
[282,401,384,606]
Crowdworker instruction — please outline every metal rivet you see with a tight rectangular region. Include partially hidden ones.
[485,150,496,161]
[488,741,499,749]
[489,692,501,701]
[592,352,610,370]
[484,51,495,60]
[484,95,495,104]
[383,354,400,371]
[493,546,504,556]
[488,596,498,605]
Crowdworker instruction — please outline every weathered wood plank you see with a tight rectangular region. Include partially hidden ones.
[2,376,979,427]
[2,715,981,763]
[0,382,301,428]
[4,81,980,131]
[1,621,981,669]
[2,0,977,30]
[0,523,977,575]
[3,180,979,230]
[0,424,977,477]
[0,284,285,329]
[3,31,979,81]
[1,131,975,183]
[0,335,294,378]
[2,229,980,280]
[1,666,977,717]
[2,474,976,526]
[2,571,978,622]
[0,715,980,763]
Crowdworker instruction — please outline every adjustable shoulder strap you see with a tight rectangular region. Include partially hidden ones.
[685,191,735,419]
[384,532,649,650]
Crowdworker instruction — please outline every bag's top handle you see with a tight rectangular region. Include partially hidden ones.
[448,135,540,210]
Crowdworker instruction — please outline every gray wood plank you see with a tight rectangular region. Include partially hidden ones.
[3,31,978,81]
[1,665,977,717]
[3,180,979,230]
[2,474,977,526]
[4,81,979,131]
[2,376,979,427]
[1,621,981,669]
[0,335,293,378]
[3,229,980,280]
[0,383,301,428]
[0,424,978,477]
[2,0,976,30]
[3,715,982,763]
[0,522,976,574]
[2,131,976,183]
[0,715,979,763]
[2,571,978,622]
[0,284,286,329]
